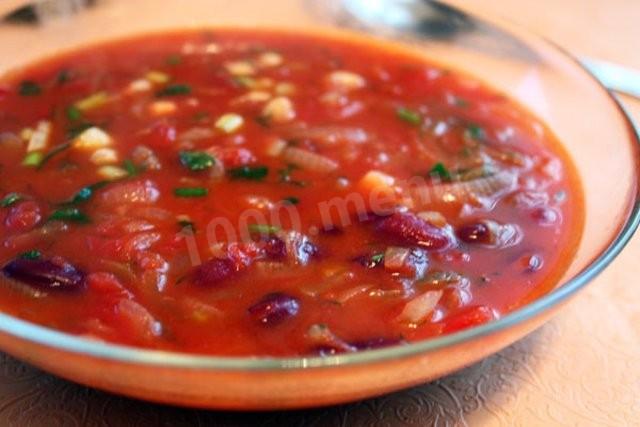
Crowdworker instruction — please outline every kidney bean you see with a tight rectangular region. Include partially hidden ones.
[248,292,300,326]
[2,256,86,291]
[192,257,236,286]
[377,212,454,250]
[456,222,492,244]
[4,201,41,232]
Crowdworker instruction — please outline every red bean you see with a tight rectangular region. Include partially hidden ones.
[456,222,492,244]
[248,292,300,326]
[531,207,559,226]
[377,212,454,250]
[262,236,287,260]
[4,201,41,232]
[2,256,86,291]
[192,257,236,286]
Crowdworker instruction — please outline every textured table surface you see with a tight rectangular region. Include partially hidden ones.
[0,1,639,426]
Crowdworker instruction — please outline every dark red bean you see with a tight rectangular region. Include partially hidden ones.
[192,257,236,286]
[2,256,85,291]
[456,222,492,244]
[377,212,454,250]
[350,337,403,351]
[531,207,559,226]
[248,292,300,326]
[262,236,287,260]
[5,201,41,232]
[352,252,384,269]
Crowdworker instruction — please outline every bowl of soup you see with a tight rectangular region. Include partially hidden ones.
[0,0,637,409]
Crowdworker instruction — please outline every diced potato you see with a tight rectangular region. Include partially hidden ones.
[327,70,366,91]
[145,71,171,84]
[75,91,109,111]
[215,113,244,134]
[26,121,51,152]
[265,137,287,157]
[224,61,256,76]
[358,170,396,193]
[128,79,152,93]
[20,127,33,141]
[97,165,128,180]
[257,51,283,68]
[90,148,119,165]
[149,100,177,116]
[74,127,112,149]
[275,82,296,96]
[232,90,271,104]
[262,96,295,123]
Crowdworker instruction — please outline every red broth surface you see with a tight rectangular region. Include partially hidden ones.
[0,30,583,356]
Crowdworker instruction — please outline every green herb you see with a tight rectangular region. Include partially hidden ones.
[193,111,210,122]
[232,76,255,88]
[49,207,90,223]
[122,159,141,177]
[19,80,41,96]
[22,152,44,167]
[67,181,108,205]
[282,196,299,205]
[67,122,95,139]
[370,253,385,263]
[465,124,485,141]
[20,249,41,260]
[453,97,469,107]
[156,84,191,97]
[56,69,72,85]
[254,115,271,128]
[429,162,452,182]
[1,193,22,207]
[228,165,269,181]
[174,187,208,198]
[396,107,421,125]
[66,105,82,121]
[179,151,215,171]
[277,164,306,187]
[38,141,72,169]
[178,219,195,230]
[248,224,281,234]
[166,54,182,66]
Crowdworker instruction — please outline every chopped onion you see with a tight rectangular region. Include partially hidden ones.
[26,120,51,152]
[397,290,443,325]
[306,324,355,352]
[283,126,368,145]
[282,147,338,173]
[384,246,411,270]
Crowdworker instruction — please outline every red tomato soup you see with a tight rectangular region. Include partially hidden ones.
[0,30,583,356]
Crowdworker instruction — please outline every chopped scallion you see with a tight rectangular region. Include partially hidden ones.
[466,124,485,140]
[179,151,215,171]
[156,84,191,97]
[49,207,90,223]
[122,159,141,176]
[396,107,421,125]
[19,80,41,96]
[66,105,82,121]
[20,249,41,260]
[429,162,452,182]
[38,141,72,169]
[166,54,182,66]
[370,253,385,263]
[228,165,269,181]
[174,187,208,198]
[282,196,299,205]
[248,224,281,234]
[67,181,108,205]
[22,151,43,167]
[1,193,22,207]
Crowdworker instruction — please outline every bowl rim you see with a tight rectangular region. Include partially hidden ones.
[0,18,638,372]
